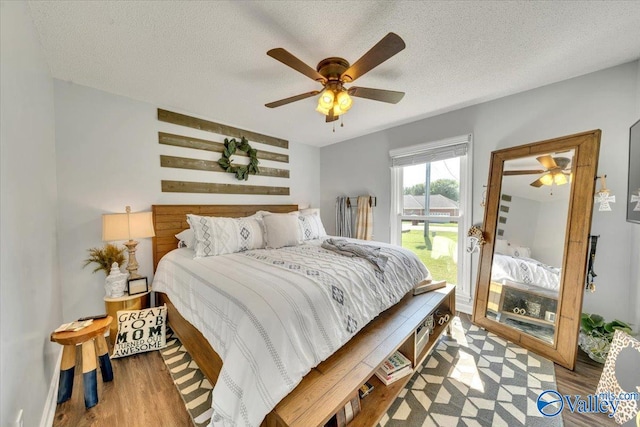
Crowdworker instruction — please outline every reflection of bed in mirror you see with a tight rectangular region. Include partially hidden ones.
[487,246,561,343]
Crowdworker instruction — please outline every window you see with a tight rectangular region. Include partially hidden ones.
[390,135,472,302]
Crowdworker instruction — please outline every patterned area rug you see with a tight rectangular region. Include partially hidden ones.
[379,316,562,427]
[160,328,213,427]
[161,318,561,427]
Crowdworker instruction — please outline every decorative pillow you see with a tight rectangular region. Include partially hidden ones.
[175,229,196,249]
[187,214,265,257]
[494,239,510,254]
[298,213,327,240]
[263,213,302,249]
[509,245,531,258]
[596,330,640,424]
[111,305,167,358]
[299,208,320,216]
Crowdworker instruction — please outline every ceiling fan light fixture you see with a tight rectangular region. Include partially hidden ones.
[318,89,335,109]
[553,172,568,185]
[266,33,406,125]
[333,104,344,116]
[315,103,331,115]
[539,173,554,186]
[336,90,353,112]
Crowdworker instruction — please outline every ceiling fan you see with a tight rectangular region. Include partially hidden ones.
[503,155,572,187]
[265,33,406,123]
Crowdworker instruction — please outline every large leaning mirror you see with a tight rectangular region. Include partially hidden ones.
[472,130,601,370]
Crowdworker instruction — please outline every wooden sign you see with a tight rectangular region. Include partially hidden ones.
[162,180,290,196]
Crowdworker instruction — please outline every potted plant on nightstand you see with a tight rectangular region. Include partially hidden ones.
[83,243,127,297]
[578,313,633,363]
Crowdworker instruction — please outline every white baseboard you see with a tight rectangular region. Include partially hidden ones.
[40,347,62,427]
[456,298,473,315]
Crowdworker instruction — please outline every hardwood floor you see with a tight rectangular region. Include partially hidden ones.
[555,350,615,426]
[54,325,613,427]
[53,347,191,426]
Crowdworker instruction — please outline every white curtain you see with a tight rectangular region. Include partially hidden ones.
[335,196,352,237]
[355,196,373,240]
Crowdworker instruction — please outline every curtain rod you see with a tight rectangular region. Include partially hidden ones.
[344,196,377,208]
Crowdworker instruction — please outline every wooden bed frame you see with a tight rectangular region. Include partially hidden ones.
[152,204,456,427]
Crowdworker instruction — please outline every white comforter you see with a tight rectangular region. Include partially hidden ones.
[152,238,429,427]
[491,253,561,292]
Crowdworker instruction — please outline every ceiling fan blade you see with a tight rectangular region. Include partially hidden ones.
[530,178,545,188]
[267,48,327,83]
[503,169,546,176]
[348,86,405,104]
[265,91,320,108]
[536,155,558,170]
[341,33,406,83]
[326,110,339,123]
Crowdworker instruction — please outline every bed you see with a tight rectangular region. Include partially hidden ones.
[487,250,561,333]
[491,253,561,292]
[151,204,451,427]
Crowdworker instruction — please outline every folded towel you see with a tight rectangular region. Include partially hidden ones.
[321,238,388,273]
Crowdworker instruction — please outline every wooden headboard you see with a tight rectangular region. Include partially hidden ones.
[152,204,299,270]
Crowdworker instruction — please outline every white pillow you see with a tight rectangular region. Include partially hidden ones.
[298,213,327,240]
[263,214,302,249]
[509,245,532,258]
[187,214,265,257]
[494,239,510,255]
[249,211,270,220]
[175,229,196,249]
[299,208,320,216]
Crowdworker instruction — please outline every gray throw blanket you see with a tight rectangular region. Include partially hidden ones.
[321,238,388,273]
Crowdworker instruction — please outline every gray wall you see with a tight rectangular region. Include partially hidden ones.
[53,81,321,321]
[532,199,570,267]
[0,2,63,426]
[320,61,639,323]
[502,196,540,250]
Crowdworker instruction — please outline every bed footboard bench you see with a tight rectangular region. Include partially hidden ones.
[266,284,455,427]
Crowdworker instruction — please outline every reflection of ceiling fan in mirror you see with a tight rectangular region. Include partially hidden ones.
[504,155,572,187]
[265,33,406,123]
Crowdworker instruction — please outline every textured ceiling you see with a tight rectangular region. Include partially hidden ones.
[28,1,640,147]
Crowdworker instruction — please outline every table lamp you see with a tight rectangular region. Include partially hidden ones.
[102,206,155,279]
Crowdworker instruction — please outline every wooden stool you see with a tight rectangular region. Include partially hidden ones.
[50,316,114,408]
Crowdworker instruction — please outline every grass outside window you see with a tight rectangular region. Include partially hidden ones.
[401,220,458,285]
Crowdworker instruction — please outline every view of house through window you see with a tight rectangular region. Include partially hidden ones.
[401,158,462,285]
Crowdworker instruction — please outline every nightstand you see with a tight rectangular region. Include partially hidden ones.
[103,292,150,344]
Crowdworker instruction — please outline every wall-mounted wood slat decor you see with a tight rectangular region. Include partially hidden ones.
[162,180,290,196]
[160,155,290,178]
[158,109,288,149]
[159,132,289,163]
[158,109,290,196]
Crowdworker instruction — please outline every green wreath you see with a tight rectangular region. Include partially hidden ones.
[217,137,259,181]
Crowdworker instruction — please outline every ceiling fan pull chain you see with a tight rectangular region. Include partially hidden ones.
[333,121,335,133]
[341,116,344,128]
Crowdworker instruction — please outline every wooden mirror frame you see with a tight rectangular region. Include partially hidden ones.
[472,130,601,370]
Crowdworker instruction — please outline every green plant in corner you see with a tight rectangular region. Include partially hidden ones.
[579,313,633,363]
[217,136,260,181]
[83,243,126,275]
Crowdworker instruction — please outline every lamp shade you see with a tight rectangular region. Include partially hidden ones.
[102,210,155,241]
